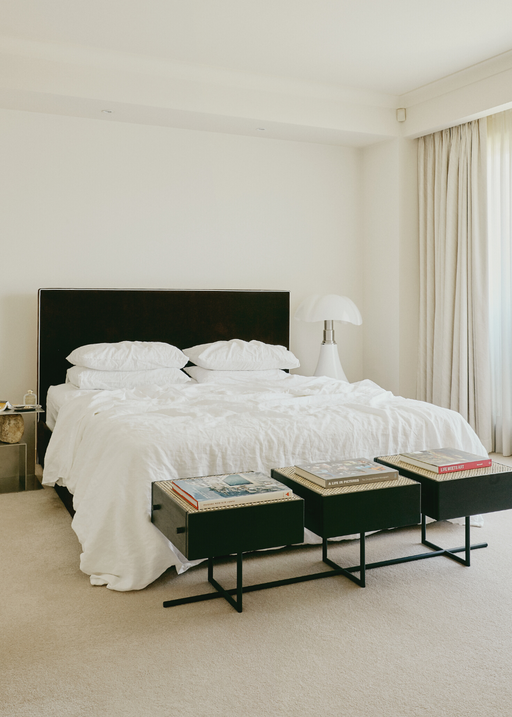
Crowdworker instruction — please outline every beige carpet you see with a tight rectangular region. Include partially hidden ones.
[1,480,512,717]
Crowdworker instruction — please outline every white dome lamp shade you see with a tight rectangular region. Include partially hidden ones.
[294,294,362,380]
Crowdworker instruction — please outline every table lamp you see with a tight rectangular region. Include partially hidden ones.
[294,294,362,380]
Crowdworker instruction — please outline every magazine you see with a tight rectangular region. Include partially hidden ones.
[293,458,398,488]
[171,471,293,510]
[398,448,492,474]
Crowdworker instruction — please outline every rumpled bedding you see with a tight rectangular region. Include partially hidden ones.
[42,376,487,591]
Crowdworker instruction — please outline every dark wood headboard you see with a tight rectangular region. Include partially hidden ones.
[37,289,290,411]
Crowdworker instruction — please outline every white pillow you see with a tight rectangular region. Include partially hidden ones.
[184,366,290,384]
[67,341,187,371]
[67,366,191,390]
[182,339,300,371]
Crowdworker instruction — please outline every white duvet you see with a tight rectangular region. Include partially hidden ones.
[42,376,487,591]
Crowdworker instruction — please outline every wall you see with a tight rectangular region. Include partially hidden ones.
[0,108,364,403]
[362,139,400,394]
[398,137,419,398]
[362,137,419,398]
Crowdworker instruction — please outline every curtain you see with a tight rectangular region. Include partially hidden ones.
[417,119,492,451]
[487,110,512,455]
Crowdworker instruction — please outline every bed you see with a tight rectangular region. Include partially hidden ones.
[38,288,488,592]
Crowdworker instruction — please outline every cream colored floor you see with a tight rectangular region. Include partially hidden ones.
[490,452,512,466]
[2,457,512,717]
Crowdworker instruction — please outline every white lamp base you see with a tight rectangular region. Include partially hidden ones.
[314,343,348,381]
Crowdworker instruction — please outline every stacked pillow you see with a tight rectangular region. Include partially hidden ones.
[183,339,299,384]
[66,341,190,389]
[184,366,290,384]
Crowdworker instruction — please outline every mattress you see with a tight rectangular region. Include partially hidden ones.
[42,375,487,591]
[46,382,97,431]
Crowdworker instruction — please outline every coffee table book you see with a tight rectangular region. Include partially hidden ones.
[171,471,293,510]
[293,458,398,488]
[398,448,492,474]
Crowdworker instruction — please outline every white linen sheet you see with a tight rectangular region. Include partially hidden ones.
[42,376,487,591]
[46,382,101,431]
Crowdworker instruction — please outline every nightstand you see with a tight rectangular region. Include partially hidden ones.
[0,442,27,493]
[0,407,44,492]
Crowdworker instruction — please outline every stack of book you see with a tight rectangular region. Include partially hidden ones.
[171,471,293,510]
[293,458,398,488]
[398,448,492,474]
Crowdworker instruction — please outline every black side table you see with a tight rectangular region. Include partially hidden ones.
[152,480,304,612]
[375,456,512,565]
[272,466,421,586]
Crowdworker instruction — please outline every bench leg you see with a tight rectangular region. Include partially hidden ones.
[322,534,366,587]
[208,553,244,612]
[420,515,486,566]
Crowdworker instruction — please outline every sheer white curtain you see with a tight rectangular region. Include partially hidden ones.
[417,120,492,451]
[487,109,512,455]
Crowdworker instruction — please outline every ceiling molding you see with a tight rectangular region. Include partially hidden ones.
[6,34,511,146]
[0,35,400,146]
[0,35,397,107]
[0,88,393,147]
[399,48,512,108]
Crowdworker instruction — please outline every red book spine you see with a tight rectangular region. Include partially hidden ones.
[438,459,492,473]
[171,482,199,509]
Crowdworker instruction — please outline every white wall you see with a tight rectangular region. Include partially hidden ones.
[362,137,418,398]
[398,137,419,398]
[362,140,400,394]
[0,108,364,403]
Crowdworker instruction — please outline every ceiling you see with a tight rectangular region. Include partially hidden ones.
[4,0,512,95]
[2,1,512,145]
